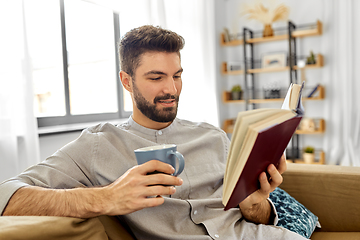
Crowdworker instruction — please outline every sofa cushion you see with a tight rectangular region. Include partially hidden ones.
[270,187,319,239]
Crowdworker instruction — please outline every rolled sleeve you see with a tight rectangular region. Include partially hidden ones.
[268,197,279,225]
[0,128,99,215]
[0,180,30,215]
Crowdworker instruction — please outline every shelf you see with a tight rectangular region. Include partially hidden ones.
[221,62,244,75]
[223,118,325,135]
[222,54,323,75]
[223,96,324,104]
[223,118,326,165]
[296,119,325,134]
[221,20,322,46]
[222,119,235,134]
[286,151,325,165]
[223,85,325,104]
[222,91,246,103]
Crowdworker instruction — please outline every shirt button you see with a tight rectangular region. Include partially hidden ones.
[214,234,220,238]
[158,130,163,135]
[194,210,198,215]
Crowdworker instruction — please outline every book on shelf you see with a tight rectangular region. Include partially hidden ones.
[223,82,304,211]
[307,84,320,98]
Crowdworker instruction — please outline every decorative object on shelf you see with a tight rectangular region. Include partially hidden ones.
[264,81,281,99]
[263,24,273,38]
[303,146,315,164]
[306,51,316,65]
[224,28,231,42]
[227,62,242,72]
[231,85,243,100]
[241,1,290,37]
[223,28,230,42]
[262,52,286,68]
[300,118,316,132]
[297,59,307,84]
[307,84,320,98]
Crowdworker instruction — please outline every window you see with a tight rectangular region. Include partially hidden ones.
[25,0,131,127]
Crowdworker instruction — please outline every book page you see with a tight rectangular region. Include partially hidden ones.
[289,84,301,110]
[281,82,305,114]
[281,83,293,110]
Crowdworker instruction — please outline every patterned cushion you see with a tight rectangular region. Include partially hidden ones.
[269,188,319,239]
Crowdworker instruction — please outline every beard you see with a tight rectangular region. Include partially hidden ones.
[132,81,179,123]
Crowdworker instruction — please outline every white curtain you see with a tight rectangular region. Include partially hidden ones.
[323,0,360,166]
[0,1,40,182]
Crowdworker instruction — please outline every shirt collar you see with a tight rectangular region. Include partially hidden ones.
[127,115,177,136]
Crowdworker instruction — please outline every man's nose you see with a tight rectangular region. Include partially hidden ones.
[163,77,177,95]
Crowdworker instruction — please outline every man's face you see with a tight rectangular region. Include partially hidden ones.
[130,51,183,124]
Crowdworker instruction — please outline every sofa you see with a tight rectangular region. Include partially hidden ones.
[0,163,359,240]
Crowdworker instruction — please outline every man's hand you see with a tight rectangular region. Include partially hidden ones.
[3,160,183,218]
[101,160,183,216]
[239,154,287,224]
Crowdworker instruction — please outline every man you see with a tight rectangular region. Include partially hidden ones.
[0,25,305,239]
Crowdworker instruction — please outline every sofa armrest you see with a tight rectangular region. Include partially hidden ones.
[280,163,360,232]
[0,216,108,240]
[0,216,135,240]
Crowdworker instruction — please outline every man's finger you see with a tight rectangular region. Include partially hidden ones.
[137,160,176,175]
[258,172,271,195]
[277,154,287,174]
[267,164,283,189]
[143,185,177,197]
[146,173,183,187]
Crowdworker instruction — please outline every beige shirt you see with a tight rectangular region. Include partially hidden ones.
[0,117,305,240]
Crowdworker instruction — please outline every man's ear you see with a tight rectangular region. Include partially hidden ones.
[119,71,132,93]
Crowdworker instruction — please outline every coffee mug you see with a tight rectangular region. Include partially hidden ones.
[134,144,185,176]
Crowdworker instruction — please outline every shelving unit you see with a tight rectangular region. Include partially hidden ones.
[220,20,325,164]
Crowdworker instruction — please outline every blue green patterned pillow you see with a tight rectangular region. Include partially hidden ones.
[269,188,319,239]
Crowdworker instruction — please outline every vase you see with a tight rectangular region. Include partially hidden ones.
[231,91,242,100]
[303,153,315,164]
[263,24,273,37]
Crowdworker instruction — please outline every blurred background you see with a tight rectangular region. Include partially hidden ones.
[0,0,359,182]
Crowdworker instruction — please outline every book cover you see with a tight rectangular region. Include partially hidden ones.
[223,83,304,211]
[224,117,302,210]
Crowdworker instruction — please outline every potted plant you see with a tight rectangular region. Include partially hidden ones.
[306,51,316,65]
[231,85,243,100]
[303,146,315,164]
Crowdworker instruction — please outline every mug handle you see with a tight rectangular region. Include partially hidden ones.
[167,150,185,176]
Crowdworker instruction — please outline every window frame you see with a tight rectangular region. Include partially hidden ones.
[37,0,130,128]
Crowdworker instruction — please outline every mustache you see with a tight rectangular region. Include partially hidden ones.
[153,94,179,104]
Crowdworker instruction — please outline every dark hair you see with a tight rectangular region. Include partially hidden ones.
[118,25,185,77]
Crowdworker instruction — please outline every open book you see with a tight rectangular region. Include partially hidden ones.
[223,83,304,211]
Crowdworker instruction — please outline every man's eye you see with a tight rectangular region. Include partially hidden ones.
[150,77,161,80]
[174,75,181,79]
